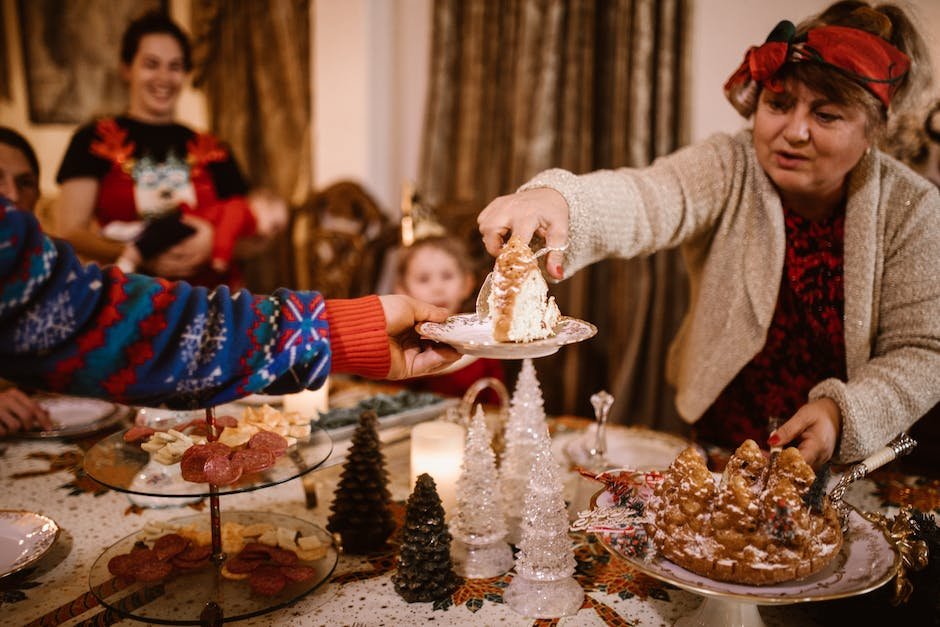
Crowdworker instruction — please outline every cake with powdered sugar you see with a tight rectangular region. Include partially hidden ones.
[486,236,560,342]
[646,440,843,585]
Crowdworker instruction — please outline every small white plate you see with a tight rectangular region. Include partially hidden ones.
[416,313,597,359]
[21,396,124,438]
[0,510,60,578]
[554,424,700,471]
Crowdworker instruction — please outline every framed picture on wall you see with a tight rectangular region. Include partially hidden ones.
[17,0,165,124]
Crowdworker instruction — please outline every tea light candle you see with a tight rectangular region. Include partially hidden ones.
[410,420,465,518]
[281,378,330,419]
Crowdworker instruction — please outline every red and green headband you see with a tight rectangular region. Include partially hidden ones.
[724,20,910,117]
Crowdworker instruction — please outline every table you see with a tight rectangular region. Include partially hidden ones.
[1,414,936,626]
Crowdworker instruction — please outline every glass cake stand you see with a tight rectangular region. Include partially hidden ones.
[590,477,901,627]
[83,408,336,624]
[88,511,338,624]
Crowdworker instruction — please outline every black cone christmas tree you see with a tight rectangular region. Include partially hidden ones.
[393,473,461,602]
[327,410,395,553]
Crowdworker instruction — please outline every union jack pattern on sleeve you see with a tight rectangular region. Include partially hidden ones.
[0,199,331,408]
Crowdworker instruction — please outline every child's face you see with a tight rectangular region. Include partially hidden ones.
[400,246,474,315]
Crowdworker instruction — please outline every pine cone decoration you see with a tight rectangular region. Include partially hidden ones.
[327,410,394,553]
[392,473,460,602]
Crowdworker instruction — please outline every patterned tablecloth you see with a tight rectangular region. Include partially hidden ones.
[0,414,937,627]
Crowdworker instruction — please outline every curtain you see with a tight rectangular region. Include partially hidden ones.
[0,2,10,101]
[190,0,311,290]
[420,0,690,433]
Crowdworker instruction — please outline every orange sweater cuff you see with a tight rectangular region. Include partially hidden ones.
[325,296,390,378]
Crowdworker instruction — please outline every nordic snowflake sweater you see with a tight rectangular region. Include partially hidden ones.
[0,199,389,408]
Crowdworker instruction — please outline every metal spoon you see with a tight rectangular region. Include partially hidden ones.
[829,432,916,532]
[476,243,569,319]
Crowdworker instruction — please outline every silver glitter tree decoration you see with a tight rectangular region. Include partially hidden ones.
[450,406,513,578]
[499,358,547,544]
[504,425,583,617]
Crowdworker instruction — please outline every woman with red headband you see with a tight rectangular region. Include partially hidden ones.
[477,1,940,468]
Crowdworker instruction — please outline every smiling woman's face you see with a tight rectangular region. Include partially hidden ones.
[753,79,871,211]
[123,33,187,124]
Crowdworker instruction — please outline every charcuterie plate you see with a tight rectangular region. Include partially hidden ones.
[83,426,332,498]
[88,511,336,624]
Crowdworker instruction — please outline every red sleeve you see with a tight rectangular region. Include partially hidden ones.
[324,296,390,378]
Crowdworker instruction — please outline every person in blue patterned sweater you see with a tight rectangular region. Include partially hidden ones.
[0,196,458,431]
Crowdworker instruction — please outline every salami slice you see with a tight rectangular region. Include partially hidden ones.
[153,533,189,560]
[248,431,288,454]
[132,559,173,582]
[239,543,274,559]
[214,415,239,428]
[279,564,316,582]
[224,557,262,574]
[269,547,298,566]
[180,442,234,483]
[107,553,138,578]
[128,548,159,564]
[181,442,233,462]
[175,544,212,562]
[249,565,287,596]
[204,455,243,486]
[230,448,276,475]
[171,555,210,570]
[180,453,210,483]
[123,426,155,443]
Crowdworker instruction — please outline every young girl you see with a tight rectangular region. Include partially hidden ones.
[395,236,506,400]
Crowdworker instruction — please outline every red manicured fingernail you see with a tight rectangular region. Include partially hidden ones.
[554,264,564,277]
[768,433,780,446]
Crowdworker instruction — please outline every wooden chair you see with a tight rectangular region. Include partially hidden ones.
[290,181,396,298]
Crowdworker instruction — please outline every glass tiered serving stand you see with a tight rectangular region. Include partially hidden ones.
[82,408,337,624]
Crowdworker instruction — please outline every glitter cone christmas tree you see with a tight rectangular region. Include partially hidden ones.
[504,424,583,618]
[451,406,513,578]
[499,358,548,544]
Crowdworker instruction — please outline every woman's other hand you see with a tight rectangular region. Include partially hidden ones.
[145,215,213,278]
[769,398,842,469]
[379,294,461,379]
[477,188,570,279]
[0,388,52,436]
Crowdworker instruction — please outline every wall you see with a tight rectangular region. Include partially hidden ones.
[690,0,940,141]
[312,0,430,214]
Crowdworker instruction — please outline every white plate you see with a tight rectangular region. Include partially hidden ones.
[0,510,60,578]
[591,472,900,604]
[554,424,700,471]
[416,313,597,359]
[21,396,125,438]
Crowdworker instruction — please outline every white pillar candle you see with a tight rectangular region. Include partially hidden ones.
[410,420,465,519]
[281,378,330,419]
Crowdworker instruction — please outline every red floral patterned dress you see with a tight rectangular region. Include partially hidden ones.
[695,205,847,448]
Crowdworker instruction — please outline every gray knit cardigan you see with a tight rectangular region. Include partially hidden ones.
[520,130,940,463]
